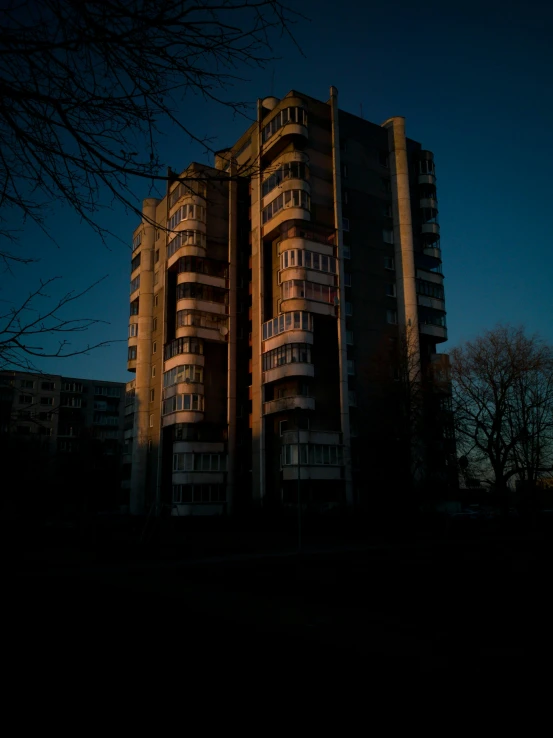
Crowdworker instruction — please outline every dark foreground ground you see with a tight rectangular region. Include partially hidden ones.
[5,513,553,680]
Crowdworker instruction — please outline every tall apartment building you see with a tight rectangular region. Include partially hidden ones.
[0,370,125,513]
[124,87,456,517]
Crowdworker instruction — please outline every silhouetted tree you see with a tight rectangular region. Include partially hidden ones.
[451,325,553,508]
[0,0,300,368]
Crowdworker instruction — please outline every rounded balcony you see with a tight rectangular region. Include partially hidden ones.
[163,381,204,400]
[420,323,448,342]
[262,342,314,385]
[423,244,442,261]
[173,440,225,455]
[176,297,227,316]
[420,197,438,210]
[176,271,226,290]
[263,395,315,415]
[164,353,205,372]
[172,472,225,486]
[418,173,436,186]
[263,363,315,384]
[167,230,207,268]
[421,222,440,238]
[162,410,204,427]
[127,359,137,373]
[262,187,311,240]
[261,100,308,160]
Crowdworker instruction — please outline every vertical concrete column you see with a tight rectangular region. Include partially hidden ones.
[382,116,421,381]
[130,197,157,515]
[226,165,238,514]
[250,99,265,507]
[329,86,353,507]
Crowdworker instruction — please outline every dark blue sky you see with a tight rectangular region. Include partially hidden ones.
[4,0,553,381]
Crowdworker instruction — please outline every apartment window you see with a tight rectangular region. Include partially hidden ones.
[345,302,353,316]
[130,275,140,293]
[167,203,206,231]
[348,390,357,407]
[262,344,312,372]
[154,295,159,307]
[150,389,155,402]
[173,453,227,473]
[385,284,396,297]
[343,190,348,206]
[261,190,310,225]
[153,342,157,354]
[384,256,395,270]
[346,330,354,345]
[150,415,154,428]
[164,337,204,360]
[155,249,160,263]
[261,161,308,198]
[173,483,226,504]
[156,229,160,241]
[40,397,55,405]
[132,232,142,251]
[343,245,351,259]
[20,380,34,389]
[154,271,159,285]
[387,310,398,324]
[261,106,307,143]
[41,381,55,391]
[342,163,348,179]
[153,317,158,331]
[342,217,350,232]
[131,253,140,272]
[163,364,204,387]
[347,360,355,375]
[162,394,204,415]
[378,151,389,168]
[383,204,393,218]
[344,273,352,287]
[128,346,137,360]
[19,394,33,404]
[383,229,394,244]
[279,420,289,436]
[129,323,138,338]
[381,178,391,194]
[62,382,83,392]
[130,298,139,316]
[152,366,156,378]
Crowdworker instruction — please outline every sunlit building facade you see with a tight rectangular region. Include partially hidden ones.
[124,87,455,516]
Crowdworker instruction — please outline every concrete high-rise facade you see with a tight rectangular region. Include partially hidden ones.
[124,88,455,517]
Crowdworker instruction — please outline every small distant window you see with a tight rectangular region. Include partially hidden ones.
[378,151,389,168]
[153,318,158,331]
[383,204,393,218]
[387,310,398,324]
[155,230,160,241]
[152,366,156,378]
[347,360,355,375]
[155,249,160,263]
[346,330,354,345]
[342,163,348,179]
[150,389,155,402]
[152,341,157,354]
[381,178,391,194]
[345,302,353,316]
[149,415,154,428]
[384,256,395,270]
[154,295,159,307]
[343,245,351,259]
[343,190,348,206]
[342,217,350,232]
[279,420,288,436]
[340,139,347,152]
[344,273,352,287]
[385,284,396,297]
[383,229,394,244]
